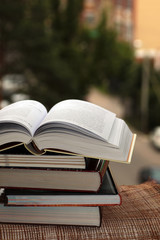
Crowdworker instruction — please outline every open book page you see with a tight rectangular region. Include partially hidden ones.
[0,100,47,136]
[107,118,125,147]
[38,99,116,141]
[34,125,134,162]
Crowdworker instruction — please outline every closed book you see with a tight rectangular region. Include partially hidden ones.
[4,167,121,206]
[0,144,86,169]
[0,159,109,192]
[0,204,101,226]
[0,154,86,169]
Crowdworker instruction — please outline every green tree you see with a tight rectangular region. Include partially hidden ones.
[0,0,25,104]
[149,70,160,129]
[80,13,136,96]
[20,0,90,110]
[125,60,160,132]
[0,0,140,127]
[0,0,25,73]
[0,0,89,110]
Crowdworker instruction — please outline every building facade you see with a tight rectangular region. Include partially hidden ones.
[133,0,160,64]
[83,0,160,56]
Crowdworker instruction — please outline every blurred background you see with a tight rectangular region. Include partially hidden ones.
[0,0,160,185]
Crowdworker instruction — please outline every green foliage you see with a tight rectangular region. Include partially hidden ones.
[0,0,136,110]
[0,0,25,74]
[80,13,136,97]
[126,61,160,132]
[21,0,93,109]
[3,0,160,133]
[148,70,160,129]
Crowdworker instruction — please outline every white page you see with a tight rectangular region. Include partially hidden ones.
[0,100,47,136]
[39,99,116,141]
[107,118,125,146]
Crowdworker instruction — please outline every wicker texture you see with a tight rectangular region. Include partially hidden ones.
[0,181,160,240]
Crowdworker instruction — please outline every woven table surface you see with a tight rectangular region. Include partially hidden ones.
[0,181,160,240]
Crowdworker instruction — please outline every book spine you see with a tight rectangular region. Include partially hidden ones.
[97,160,109,192]
[99,160,109,177]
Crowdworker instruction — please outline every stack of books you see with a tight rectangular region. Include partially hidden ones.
[0,99,136,226]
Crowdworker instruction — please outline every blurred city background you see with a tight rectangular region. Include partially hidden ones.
[0,0,160,185]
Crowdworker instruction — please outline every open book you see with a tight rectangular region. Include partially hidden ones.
[0,99,136,163]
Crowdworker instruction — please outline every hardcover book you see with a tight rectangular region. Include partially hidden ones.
[0,144,86,169]
[0,158,109,192]
[0,99,136,163]
[0,204,101,226]
[0,154,86,169]
[3,167,121,206]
